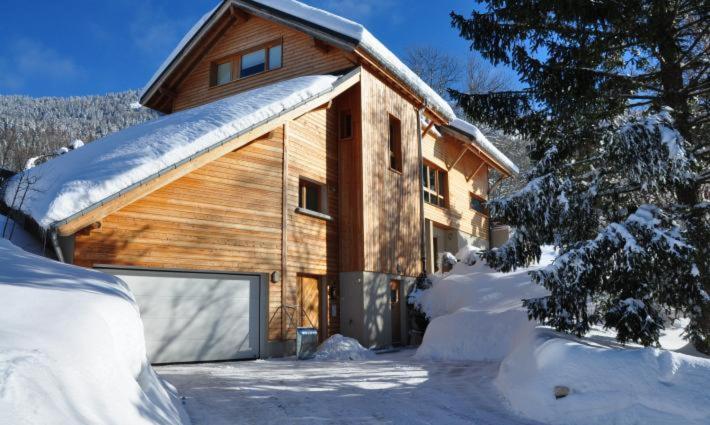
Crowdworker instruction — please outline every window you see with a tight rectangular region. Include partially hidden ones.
[215,62,232,86]
[388,115,402,172]
[268,44,282,70]
[299,178,325,213]
[422,162,447,207]
[470,193,488,215]
[240,49,266,78]
[210,41,283,86]
[339,110,353,140]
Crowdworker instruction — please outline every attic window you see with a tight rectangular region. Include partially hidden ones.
[210,40,283,86]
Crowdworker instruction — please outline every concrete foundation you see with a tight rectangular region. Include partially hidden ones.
[339,271,415,349]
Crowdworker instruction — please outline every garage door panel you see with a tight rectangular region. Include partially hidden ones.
[102,268,260,363]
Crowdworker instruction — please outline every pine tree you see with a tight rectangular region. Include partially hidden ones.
[449,0,709,352]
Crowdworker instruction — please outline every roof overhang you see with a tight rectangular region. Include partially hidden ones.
[56,68,361,236]
[440,125,518,178]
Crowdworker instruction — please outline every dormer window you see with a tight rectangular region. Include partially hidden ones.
[210,40,283,86]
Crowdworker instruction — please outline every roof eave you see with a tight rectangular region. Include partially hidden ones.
[441,126,518,177]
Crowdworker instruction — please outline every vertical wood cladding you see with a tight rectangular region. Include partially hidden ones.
[360,69,422,277]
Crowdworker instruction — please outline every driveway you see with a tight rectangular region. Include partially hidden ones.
[156,349,539,425]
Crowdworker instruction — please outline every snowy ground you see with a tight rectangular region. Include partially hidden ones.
[157,349,541,425]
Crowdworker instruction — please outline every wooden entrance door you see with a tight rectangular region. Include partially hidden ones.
[390,280,401,346]
[299,275,321,335]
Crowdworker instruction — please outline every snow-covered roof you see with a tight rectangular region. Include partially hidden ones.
[141,0,455,122]
[445,118,520,175]
[4,74,345,230]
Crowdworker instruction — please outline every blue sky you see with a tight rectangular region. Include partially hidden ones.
[0,0,502,97]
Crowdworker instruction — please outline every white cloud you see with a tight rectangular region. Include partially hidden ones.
[0,39,80,91]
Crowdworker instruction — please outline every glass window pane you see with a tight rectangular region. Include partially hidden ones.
[240,49,266,78]
[216,62,232,85]
[429,168,436,190]
[306,186,319,211]
[269,44,282,70]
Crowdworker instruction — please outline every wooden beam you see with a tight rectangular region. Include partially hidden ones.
[281,122,289,341]
[56,69,362,236]
[448,146,468,171]
[230,5,250,22]
[313,37,332,54]
[466,161,486,182]
[158,86,177,99]
[422,121,435,138]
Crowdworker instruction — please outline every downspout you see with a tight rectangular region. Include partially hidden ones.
[50,227,65,263]
[416,105,427,276]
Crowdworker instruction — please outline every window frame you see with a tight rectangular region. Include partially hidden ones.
[297,177,330,220]
[469,192,488,216]
[209,38,283,87]
[339,109,353,140]
[422,161,448,208]
[388,114,403,173]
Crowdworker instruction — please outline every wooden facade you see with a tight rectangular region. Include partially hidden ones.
[65,6,513,350]
[171,15,355,112]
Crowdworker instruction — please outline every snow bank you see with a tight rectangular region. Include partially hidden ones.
[412,246,554,361]
[314,334,375,361]
[0,239,187,425]
[413,244,710,424]
[5,75,338,228]
[497,329,710,425]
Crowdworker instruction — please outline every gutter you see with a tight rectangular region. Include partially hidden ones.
[50,227,65,263]
[416,104,428,275]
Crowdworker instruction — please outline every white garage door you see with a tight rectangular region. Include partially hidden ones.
[102,268,260,364]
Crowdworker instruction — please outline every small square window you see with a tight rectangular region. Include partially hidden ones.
[268,44,282,70]
[240,49,266,78]
[388,115,402,172]
[339,110,353,140]
[470,194,488,215]
[215,62,232,85]
[299,179,325,213]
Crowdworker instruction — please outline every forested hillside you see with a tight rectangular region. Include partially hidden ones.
[0,90,159,171]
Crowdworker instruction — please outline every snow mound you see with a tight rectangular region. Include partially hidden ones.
[497,329,710,425]
[0,239,187,425]
[5,74,339,228]
[412,246,554,362]
[413,244,710,424]
[315,334,376,361]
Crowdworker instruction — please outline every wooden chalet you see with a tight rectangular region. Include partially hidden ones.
[4,0,517,363]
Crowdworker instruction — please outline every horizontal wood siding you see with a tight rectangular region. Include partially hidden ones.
[360,69,421,276]
[422,133,490,241]
[73,131,287,341]
[173,15,355,111]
